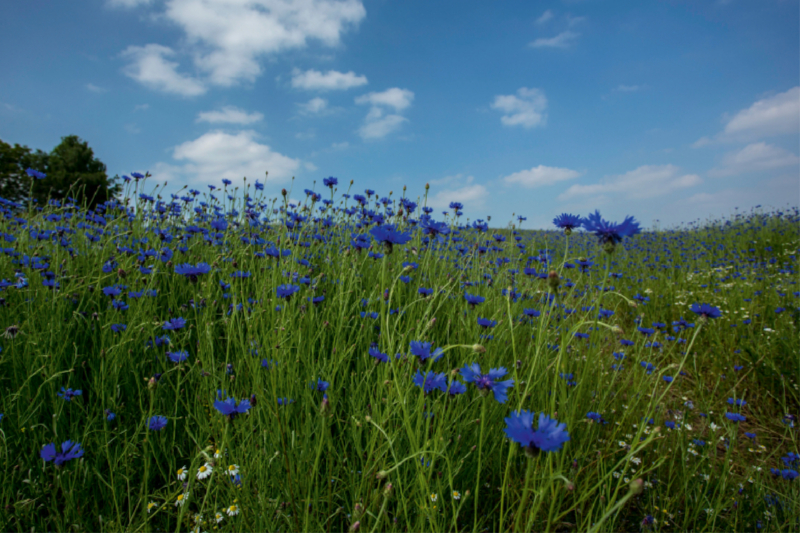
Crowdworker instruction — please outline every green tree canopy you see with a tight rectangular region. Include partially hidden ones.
[0,135,121,210]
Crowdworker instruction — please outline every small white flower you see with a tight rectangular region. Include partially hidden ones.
[227,464,240,477]
[630,456,641,465]
[704,508,714,515]
[177,466,188,481]
[197,462,213,480]
[192,513,203,524]
[214,448,222,459]
[215,512,225,523]
[452,491,461,500]
[175,492,189,507]
[430,493,438,502]
[147,501,158,513]
[226,504,240,517]
[710,422,719,431]
[613,471,621,479]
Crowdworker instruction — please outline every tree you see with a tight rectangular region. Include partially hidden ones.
[0,135,122,210]
[0,139,50,204]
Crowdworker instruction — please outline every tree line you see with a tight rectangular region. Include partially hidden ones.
[0,134,123,210]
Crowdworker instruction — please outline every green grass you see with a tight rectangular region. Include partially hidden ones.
[0,181,797,532]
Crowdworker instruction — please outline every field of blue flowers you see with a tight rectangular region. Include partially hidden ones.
[0,170,798,532]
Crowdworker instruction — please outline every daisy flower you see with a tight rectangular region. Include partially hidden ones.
[175,492,189,507]
[226,503,240,517]
[215,512,225,523]
[214,448,222,459]
[227,464,240,477]
[430,493,438,502]
[177,465,188,481]
[452,491,461,500]
[147,501,158,513]
[197,462,213,480]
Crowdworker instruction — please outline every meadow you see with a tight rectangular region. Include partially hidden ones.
[0,171,797,532]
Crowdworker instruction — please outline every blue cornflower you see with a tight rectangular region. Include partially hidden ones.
[782,452,799,468]
[725,412,746,422]
[26,168,47,180]
[276,284,300,300]
[57,387,82,401]
[111,323,127,333]
[620,339,634,346]
[162,317,186,331]
[448,380,467,396]
[148,415,168,431]
[637,327,655,337]
[690,303,722,319]
[464,293,485,307]
[105,409,116,422]
[412,370,448,394]
[553,213,583,232]
[323,176,338,188]
[727,398,747,407]
[477,317,497,329]
[369,224,412,250]
[311,378,330,392]
[277,398,295,406]
[409,341,444,363]
[369,345,389,363]
[460,363,514,404]
[587,412,604,423]
[523,308,541,318]
[581,210,641,246]
[40,440,84,466]
[640,362,656,374]
[167,350,189,363]
[504,410,570,453]
[663,376,674,383]
[214,396,252,419]
[174,262,211,282]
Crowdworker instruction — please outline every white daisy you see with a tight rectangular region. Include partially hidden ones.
[226,503,240,517]
[227,464,240,477]
[452,491,461,500]
[430,493,438,502]
[177,465,188,481]
[197,462,213,480]
[175,492,189,507]
[215,512,225,524]
[147,501,158,513]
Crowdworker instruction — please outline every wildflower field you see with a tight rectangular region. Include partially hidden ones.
[0,171,798,532]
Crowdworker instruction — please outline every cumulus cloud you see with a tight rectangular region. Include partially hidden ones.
[117,0,366,91]
[695,86,799,145]
[427,174,489,209]
[529,30,580,48]
[490,87,547,129]
[559,164,702,201]
[503,165,581,188]
[355,88,414,140]
[708,142,799,177]
[291,68,367,91]
[105,0,153,7]
[195,106,264,125]
[150,130,301,188]
[119,44,207,97]
[297,97,329,116]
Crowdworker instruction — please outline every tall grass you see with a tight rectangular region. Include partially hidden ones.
[0,176,797,532]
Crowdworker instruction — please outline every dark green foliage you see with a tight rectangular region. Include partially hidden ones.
[0,135,121,209]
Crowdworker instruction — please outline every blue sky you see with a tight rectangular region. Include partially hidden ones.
[2,0,798,228]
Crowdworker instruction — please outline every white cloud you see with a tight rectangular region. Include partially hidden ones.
[295,130,316,140]
[490,87,547,129]
[119,0,366,91]
[695,86,799,145]
[559,164,702,201]
[297,97,329,115]
[616,84,641,92]
[503,165,581,188]
[536,10,554,24]
[529,30,579,49]
[196,105,263,125]
[133,104,150,112]
[708,142,799,177]
[331,141,349,150]
[106,0,153,7]
[355,88,414,111]
[291,68,367,91]
[355,88,414,140]
[304,161,318,171]
[124,123,141,134]
[119,44,207,97]
[151,130,301,188]
[86,83,107,93]
[428,174,489,209]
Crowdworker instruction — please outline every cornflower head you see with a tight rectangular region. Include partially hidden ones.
[149,415,168,431]
[409,341,444,363]
[167,350,189,363]
[412,370,447,394]
[57,387,82,401]
[214,394,253,420]
[553,213,583,234]
[276,284,300,300]
[690,303,722,320]
[504,410,570,455]
[581,210,641,253]
[162,317,186,330]
[40,440,84,466]
[460,363,514,403]
[369,224,412,254]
